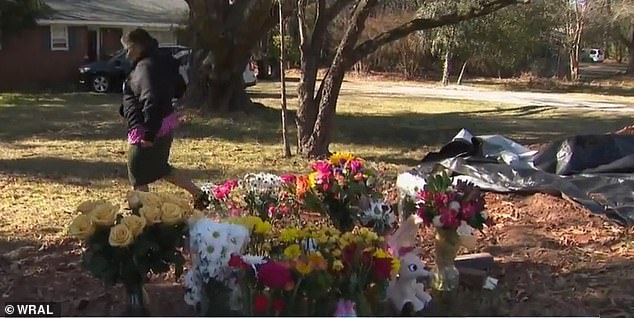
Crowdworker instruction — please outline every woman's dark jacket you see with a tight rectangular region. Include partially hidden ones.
[119,44,186,142]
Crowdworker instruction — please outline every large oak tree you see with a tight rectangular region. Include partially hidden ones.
[294,0,527,157]
[184,0,527,156]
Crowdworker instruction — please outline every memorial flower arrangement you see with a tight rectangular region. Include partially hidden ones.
[415,171,493,291]
[297,152,383,231]
[183,216,252,316]
[225,225,399,316]
[68,191,190,315]
[201,173,301,221]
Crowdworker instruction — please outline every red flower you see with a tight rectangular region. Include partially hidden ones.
[312,161,332,173]
[348,160,363,174]
[280,174,297,184]
[280,205,290,215]
[461,202,478,220]
[253,294,268,313]
[315,170,333,186]
[228,254,249,270]
[418,190,433,202]
[372,257,393,281]
[342,243,358,265]
[439,208,459,229]
[433,192,449,207]
[258,261,294,290]
[417,206,432,225]
[267,205,277,218]
[272,298,285,315]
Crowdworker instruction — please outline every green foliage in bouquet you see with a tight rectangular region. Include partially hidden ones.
[68,192,192,288]
[227,224,399,316]
[293,152,383,232]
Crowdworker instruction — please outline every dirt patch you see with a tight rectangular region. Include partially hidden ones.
[2,192,631,317]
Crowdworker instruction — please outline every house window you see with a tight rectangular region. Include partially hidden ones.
[50,25,69,51]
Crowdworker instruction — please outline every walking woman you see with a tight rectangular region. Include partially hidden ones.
[119,28,209,209]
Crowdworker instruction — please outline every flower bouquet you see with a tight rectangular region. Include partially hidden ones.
[298,152,382,232]
[227,224,398,316]
[201,173,301,222]
[68,192,190,315]
[201,179,240,216]
[415,171,493,292]
[183,215,252,316]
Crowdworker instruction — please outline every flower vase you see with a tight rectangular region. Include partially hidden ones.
[397,191,417,224]
[432,229,461,292]
[326,201,355,232]
[124,283,150,316]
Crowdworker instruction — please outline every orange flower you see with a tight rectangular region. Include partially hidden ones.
[296,175,310,198]
[308,253,328,271]
[295,259,313,275]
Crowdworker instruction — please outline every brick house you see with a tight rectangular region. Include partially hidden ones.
[0,0,187,90]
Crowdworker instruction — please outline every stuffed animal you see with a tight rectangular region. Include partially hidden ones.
[333,299,357,317]
[386,215,432,315]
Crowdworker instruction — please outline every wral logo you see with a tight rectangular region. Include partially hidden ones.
[3,302,61,317]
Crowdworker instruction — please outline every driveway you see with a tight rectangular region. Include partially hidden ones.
[338,81,634,112]
[335,63,634,112]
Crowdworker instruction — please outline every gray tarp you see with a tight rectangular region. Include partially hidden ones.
[405,129,634,227]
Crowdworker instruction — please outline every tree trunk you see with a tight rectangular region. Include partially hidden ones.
[206,66,251,112]
[627,45,634,74]
[184,0,283,112]
[279,1,292,157]
[569,46,580,81]
[456,60,468,85]
[441,50,451,86]
[296,0,377,158]
[181,49,207,108]
[627,27,634,74]
[295,0,320,156]
[568,8,584,81]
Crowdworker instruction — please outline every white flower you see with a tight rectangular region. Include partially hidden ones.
[456,221,477,249]
[456,221,474,237]
[241,254,266,266]
[184,217,251,309]
[448,201,461,212]
[241,173,282,193]
[396,172,426,199]
[480,211,488,220]
[432,215,443,228]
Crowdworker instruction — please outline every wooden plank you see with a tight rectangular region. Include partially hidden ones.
[455,252,494,271]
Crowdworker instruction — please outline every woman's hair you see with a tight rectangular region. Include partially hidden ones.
[121,28,157,52]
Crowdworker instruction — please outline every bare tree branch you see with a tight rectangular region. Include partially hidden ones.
[350,0,525,64]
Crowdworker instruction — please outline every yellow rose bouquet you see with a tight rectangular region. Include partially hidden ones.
[68,191,192,315]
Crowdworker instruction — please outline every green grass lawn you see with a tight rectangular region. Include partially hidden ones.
[0,84,631,241]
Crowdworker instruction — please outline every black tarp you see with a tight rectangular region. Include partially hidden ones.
[408,129,634,227]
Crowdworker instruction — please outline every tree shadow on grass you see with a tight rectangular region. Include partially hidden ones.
[0,157,222,187]
[2,94,631,157]
[0,93,124,141]
[184,104,631,150]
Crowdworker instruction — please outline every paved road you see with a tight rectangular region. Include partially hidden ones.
[338,82,634,112]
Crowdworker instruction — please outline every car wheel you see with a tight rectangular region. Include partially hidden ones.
[92,75,110,93]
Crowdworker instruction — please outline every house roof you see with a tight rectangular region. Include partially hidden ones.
[38,0,189,28]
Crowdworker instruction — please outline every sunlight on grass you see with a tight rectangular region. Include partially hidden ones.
[0,84,631,241]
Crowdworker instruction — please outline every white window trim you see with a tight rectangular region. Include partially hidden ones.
[50,25,69,51]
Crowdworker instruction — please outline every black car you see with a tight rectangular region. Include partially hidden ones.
[79,45,189,93]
